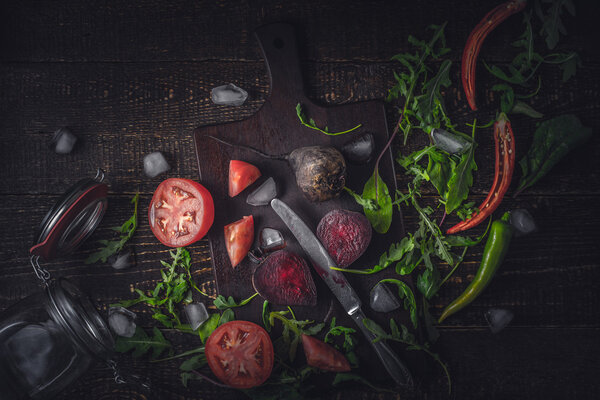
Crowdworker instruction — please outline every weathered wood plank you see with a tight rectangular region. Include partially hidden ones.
[0,194,598,329]
[0,62,598,195]
[47,327,600,400]
[0,0,596,63]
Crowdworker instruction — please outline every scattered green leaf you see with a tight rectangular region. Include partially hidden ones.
[296,103,361,135]
[86,193,139,264]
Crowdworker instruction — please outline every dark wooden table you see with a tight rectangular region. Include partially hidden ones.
[1,1,599,399]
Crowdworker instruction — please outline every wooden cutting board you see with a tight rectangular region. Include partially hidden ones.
[194,23,417,383]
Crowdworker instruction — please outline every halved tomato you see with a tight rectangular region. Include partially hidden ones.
[229,160,261,197]
[149,178,214,247]
[301,334,351,372]
[224,215,254,268]
[205,320,274,389]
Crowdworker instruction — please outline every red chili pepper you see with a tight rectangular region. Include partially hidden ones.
[447,113,514,234]
[462,0,527,111]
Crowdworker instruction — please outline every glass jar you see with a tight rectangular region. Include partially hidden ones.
[0,279,114,400]
[0,170,115,399]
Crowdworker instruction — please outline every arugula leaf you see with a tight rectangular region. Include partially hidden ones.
[268,311,324,363]
[86,193,139,264]
[491,84,515,114]
[112,247,207,331]
[362,317,451,394]
[535,0,576,50]
[197,313,220,343]
[213,293,258,310]
[517,114,591,194]
[378,279,418,329]
[511,100,544,118]
[343,187,377,211]
[324,317,359,368]
[115,326,172,359]
[416,59,452,130]
[296,103,361,135]
[445,139,476,214]
[332,235,415,275]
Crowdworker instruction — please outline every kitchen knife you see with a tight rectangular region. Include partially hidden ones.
[270,198,413,387]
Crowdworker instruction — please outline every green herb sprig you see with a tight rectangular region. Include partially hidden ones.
[362,317,451,394]
[112,247,206,329]
[296,103,361,135]
[85,193,139,264]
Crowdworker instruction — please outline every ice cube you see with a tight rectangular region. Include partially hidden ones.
[510,209,537,237]
[246,177,277,206]
[370,282,401,313]
[143,151,170,178]
[108,307,137,337]
[5,324,55,387]
[484,308,514,334]
[431,128,471,155]
[260,228,285,252]
[108,247,135,270]
[211,83,248,106]
[51,127,78,154]
[184,303,209,331]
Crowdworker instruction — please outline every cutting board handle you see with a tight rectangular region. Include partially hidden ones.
[254,23,305,101]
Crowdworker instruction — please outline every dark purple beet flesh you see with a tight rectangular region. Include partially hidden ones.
[252,250,317,306]
[316,209,372,268]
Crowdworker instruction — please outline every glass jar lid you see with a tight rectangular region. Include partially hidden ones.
[30,170,108,260]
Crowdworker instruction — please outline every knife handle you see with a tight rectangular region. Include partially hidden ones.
[352,310,414,388]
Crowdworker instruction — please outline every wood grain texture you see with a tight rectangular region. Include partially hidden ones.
[0,0,599,399]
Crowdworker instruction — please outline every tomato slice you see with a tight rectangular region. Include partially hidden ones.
[301,334,351,372]
[224,215,254,268]
[148,178,214,247]
[229,160,261,197]
[205,321,274,389]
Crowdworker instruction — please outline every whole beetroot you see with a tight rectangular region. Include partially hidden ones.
[316,209,372,268]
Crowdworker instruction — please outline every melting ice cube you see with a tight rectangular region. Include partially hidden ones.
[370,282,401,313]
[184,303,209,331]
[108,307,137,337]
[260,227,285,252]
[108,247,135,270]
[51,127,78,154]
[211,83,248,106]
[484,308,514,334]
[143,152,170,178]
[431,128,471,155]
[246,177,277,206]
[509,209,537,237]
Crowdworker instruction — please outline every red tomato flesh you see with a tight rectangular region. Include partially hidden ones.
[224,215,254,268]
[149,178,214,247]
[301,334,351,372]
[205,321,274,389]
[229,160,261,197]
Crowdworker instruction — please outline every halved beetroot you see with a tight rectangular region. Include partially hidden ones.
[252,250,317,306]
[316,209,372,268]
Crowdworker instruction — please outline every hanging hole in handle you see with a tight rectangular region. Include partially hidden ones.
[273,38,284,49]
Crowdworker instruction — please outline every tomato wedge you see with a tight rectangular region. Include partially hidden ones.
[229,160,261,197]
[224,215,254,268]
[301,334,351,372]
[205,321,274,389]
[148,178,214,247]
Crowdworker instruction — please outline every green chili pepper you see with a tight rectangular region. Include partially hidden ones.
[438,212,514,323]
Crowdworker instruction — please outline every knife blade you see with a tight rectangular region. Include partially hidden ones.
[270,198,413,387]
